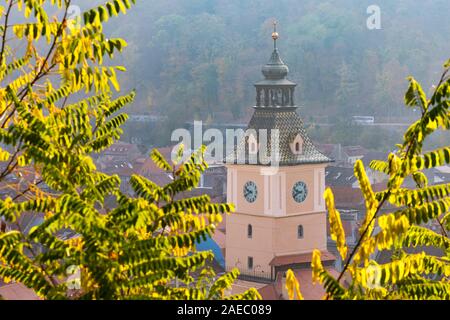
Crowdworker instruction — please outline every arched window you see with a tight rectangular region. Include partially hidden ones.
[247,224,253,239]
[290,134,303,155]
[297,225,304,239]
[250,142,257,154]
[248,134,258,155]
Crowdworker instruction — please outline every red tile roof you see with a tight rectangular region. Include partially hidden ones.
[0,283,40,300]
[258,266,340,300]
[342,146,368,157]
[138,146,176,177]
[290,267,339,300]
[258,283,281,300]
[104,141,140,155]
[269,250,336,267]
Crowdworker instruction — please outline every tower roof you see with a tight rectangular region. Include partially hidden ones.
[261,50,289,80]
[226,21,331,166]
[227,108,331,166]
[259,21,292,83]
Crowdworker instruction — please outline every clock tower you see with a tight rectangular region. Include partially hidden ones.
[225,23,334,279]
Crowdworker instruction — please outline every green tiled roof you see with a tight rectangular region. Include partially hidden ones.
[226,108,332,166]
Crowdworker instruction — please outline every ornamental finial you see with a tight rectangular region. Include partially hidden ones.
[272,20,279,49]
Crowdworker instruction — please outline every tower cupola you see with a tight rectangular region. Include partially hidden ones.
[255,21,297,108]
[261,22,289,80]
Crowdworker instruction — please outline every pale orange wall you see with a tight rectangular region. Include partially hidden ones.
[284,164,327,215]
[225,163,328,274]
[227,164,327,217]
[273,212,327,254]
[285,166,315,214]
[228,166,266,215]
[225,248,274,275]
[225,211,327,273]
[225,213,275,274]
[225,213,275,251]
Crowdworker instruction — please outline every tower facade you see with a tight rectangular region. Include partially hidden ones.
[225,24,333,278]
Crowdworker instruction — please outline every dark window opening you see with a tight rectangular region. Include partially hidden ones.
[248,256,254,270]
[298,225,304,239]
[247,224,253,239]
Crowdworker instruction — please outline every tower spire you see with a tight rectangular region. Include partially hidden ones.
[260,20,289,81]
[272,20,279,50]
[254,20,298,109]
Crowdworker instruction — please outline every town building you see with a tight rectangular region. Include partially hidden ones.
[316,144,368,167]
[224,23,337,299]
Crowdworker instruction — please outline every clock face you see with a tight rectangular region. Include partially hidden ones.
[243,181,258,203]
[292,181,308,203]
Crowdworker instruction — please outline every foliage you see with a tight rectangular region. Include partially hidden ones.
[103,0,450,148]
[324,188,347,260]
[288,59,450,300]
[0,0,258,300]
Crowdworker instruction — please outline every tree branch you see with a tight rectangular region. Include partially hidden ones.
[330,65,450,297]
[0,0,14,63]
[1,0,71,127]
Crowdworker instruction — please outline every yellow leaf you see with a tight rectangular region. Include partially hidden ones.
[311,249,323,284]
[355,160,378,212]
[32,108,45,121]
[324,188,347,260]
[0,148,11,161]
[285,269,304,300]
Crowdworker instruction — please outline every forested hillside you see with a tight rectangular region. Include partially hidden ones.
[105,0,450,145]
